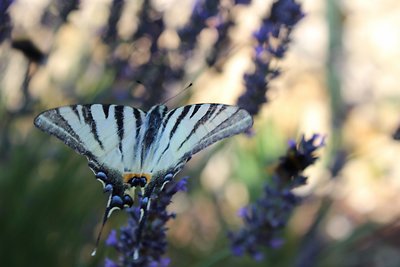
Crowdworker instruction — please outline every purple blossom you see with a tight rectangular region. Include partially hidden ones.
[229,134,325,260]
[106,230,118,247]
[178,0,222,53]
[105,178,188,267]
[237,0,304,115]
[269,0,304,27]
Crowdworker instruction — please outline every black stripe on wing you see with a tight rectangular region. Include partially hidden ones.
[189,104,202,118]
[82,106,105,150]
[180,106,252,158]
[154,106,192,164]
[211,105,227,120]
[134,108,144,150]
[177,104,218,150]
[114,105,125,153]
[203,108,241,139]
[71,105,81,121]
[34,104,147,174]
[34,107,93,158]
[152,104,252,177]
[102,104,111,119]
[169,105,192,140]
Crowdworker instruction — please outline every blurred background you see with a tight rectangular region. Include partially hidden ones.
[1,0,400,266]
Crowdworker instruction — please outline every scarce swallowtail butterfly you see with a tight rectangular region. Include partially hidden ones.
[34,103,253,256]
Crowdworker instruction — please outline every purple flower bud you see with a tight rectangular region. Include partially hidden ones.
[106,230,118,247]
[229,134,324,259]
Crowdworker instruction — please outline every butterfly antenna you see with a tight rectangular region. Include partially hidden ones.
[91,195,113,256]
[162,82,193,105]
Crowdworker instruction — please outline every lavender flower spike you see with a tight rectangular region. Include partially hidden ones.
[237,0,304,116]
[229,134,325,260]
[105,178,188,267]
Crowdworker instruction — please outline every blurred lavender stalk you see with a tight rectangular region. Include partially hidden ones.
[0,0,12,43]
[393,124,400,141]
[229,134,325,260]
[178,0,239,70]
[178,0,222,53]
[237,0,304,116]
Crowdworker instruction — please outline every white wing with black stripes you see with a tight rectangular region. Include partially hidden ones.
[143,104,253,177]
[34,103,253,182]
[34,104,146,177]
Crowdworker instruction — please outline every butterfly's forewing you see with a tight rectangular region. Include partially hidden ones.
[145,104,253,177]
[34,104,146,176]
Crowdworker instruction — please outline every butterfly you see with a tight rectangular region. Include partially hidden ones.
[34,103,253,255]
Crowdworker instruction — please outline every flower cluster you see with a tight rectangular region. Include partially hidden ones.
[229,134,325,260]
[105,178,188,267]
[237,0,304,116]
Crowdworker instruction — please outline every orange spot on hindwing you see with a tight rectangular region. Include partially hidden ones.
[123,172,152,185]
